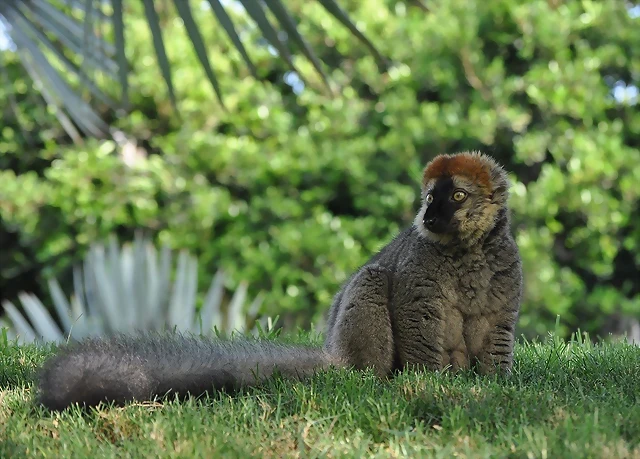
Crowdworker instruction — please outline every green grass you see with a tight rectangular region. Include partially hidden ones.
[1,332,639,458]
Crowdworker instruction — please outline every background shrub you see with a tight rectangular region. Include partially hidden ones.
[1,0,638,340]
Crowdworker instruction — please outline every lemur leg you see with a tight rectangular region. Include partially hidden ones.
[465,310,517,376]
[443,307,470,372]
[476,319,517,375]
[475,264,522,375]
[324,265,395,378]
[394,289,445,372]
[449,347,469,371]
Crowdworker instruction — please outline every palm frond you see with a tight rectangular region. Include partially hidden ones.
[0,0,388,143]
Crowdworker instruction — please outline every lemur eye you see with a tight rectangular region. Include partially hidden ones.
[425,193,434,204]
[452,190,468,202]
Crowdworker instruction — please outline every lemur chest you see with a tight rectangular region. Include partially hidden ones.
[437,255,494,316]
[394,251,494,307]
[392,250,498,352]
[435,255,506,360]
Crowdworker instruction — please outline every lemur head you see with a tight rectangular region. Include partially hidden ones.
[414,151,511,247]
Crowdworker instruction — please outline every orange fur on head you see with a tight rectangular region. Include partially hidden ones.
[422,152,494,190]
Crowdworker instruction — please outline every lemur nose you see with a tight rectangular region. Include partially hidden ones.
[426,217,438,227]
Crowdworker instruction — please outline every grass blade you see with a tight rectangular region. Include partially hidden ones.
[0,319,18,344]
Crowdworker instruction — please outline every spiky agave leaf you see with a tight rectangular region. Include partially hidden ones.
[1,235,265,344]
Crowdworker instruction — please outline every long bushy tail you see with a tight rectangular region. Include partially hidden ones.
[36,333,337,411]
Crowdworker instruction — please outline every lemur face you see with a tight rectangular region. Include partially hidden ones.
[421,176,468,235]
[415,151,510,245]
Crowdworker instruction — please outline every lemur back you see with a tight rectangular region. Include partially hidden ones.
[36,151,523,411]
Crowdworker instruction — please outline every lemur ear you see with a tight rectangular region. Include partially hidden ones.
[488,164,509,203]
[489,185,506,203]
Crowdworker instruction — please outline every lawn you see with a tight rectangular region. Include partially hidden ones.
[1,332,639,458]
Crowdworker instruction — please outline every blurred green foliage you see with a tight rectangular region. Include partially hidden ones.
[1,0,639,339]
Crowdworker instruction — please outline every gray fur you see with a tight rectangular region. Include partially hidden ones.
[36,151,523,411]
[37,333,335,411]
[327,151,523,375]
[326,210,522,376]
